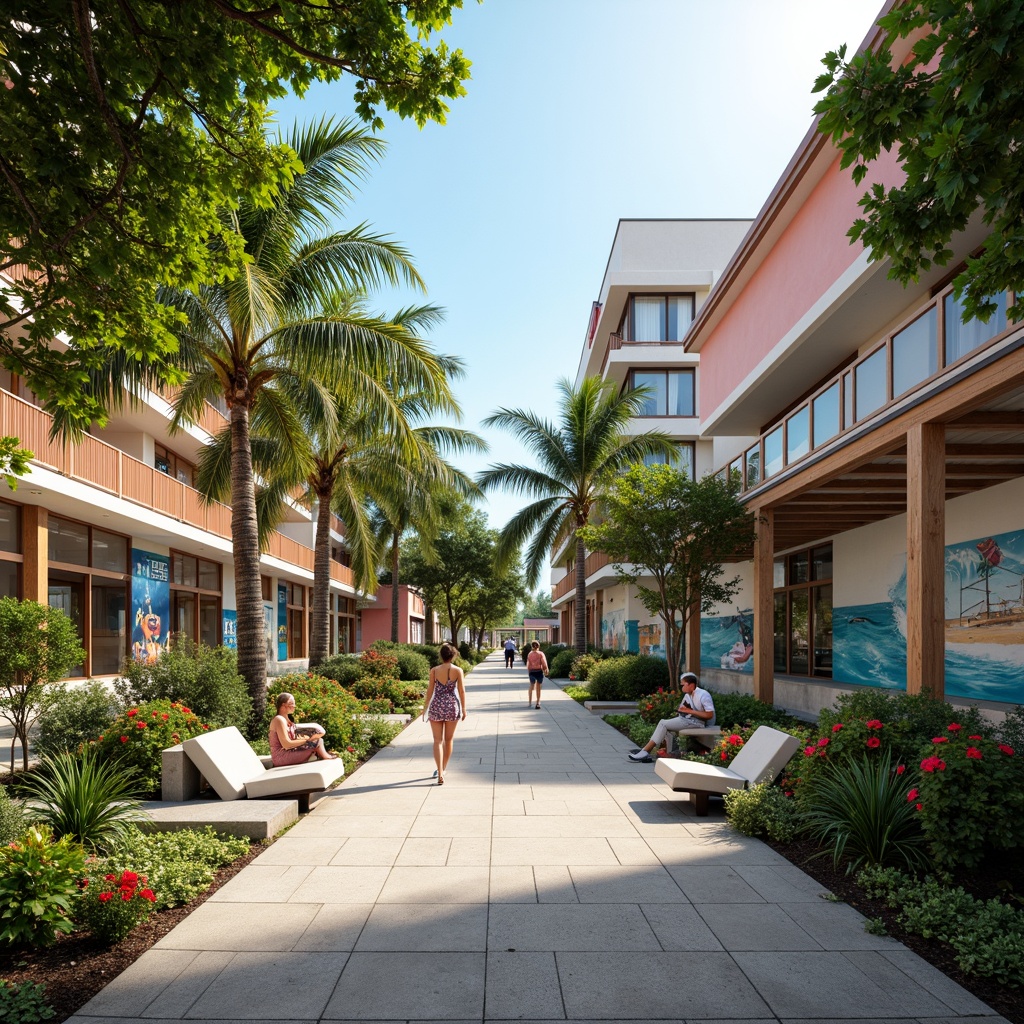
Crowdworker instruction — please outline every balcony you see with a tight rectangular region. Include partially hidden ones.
[714,284,1017,496]
[600,333,686,377]
[552,551,612,601]
[1,387,356,588]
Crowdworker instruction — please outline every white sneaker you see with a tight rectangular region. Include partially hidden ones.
[628,750,653,763]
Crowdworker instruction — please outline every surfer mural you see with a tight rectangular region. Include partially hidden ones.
[701,607,755,673]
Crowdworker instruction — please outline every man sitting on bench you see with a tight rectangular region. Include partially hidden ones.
[629,672,715,763]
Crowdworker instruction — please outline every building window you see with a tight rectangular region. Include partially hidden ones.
[629,369,696,417]
[288,583,306,659]
[945,290,1008,365]
[642,442,695,479]
[773,543,832,678]
[154,444,195,487]
[170,551,221,646]
[623,294,694,342]
[48,515,130,676]
[0,500,21,599]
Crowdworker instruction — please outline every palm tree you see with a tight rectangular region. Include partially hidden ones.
[161,119,446,727]
[478,376,676,653]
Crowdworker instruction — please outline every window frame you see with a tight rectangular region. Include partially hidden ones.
[627,368,697,418]
[621,292,696,342]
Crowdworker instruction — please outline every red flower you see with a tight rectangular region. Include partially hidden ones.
[947,723,962,732]
[865,719,883,730]
[120,736,128,743]
[181,706,192,714]
[151,711,158,718]
[907,788,919,802]
[920,756,946,773]
[98,892,113,902]
[818,750,827,758]
[136,721,147,729]
[127,709,138,718]
[202,724,210,730]
[832,723,843,733]
[915,802,923,812]
[121,890,133,901]
[120,871,138,885]
[140,888,156,903]
[105,873,117,881]
[969,735,983,740]
[817,737,829,747]
[932,736,949,744]
[895,764,906,775]
[966,747,982,759]
[727,734,743,746]
[804,745,815,757]
[161,713,169,720]
[999,744,1015,756]
[865,737,881,749]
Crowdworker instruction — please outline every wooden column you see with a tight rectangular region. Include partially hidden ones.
[686,579,701,676]
[753,507,775,705]
[21,504,47,603]
[906,423,945,699]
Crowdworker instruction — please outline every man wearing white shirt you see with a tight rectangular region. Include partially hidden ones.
[628,672,715,763]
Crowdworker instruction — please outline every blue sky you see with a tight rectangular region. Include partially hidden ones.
[272,0,883,533]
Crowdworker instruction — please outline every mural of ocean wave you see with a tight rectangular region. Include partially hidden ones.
[834,601,1024,703]
[700,611,754,673]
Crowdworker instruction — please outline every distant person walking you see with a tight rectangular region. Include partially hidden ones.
[423,643,466,784]
[526,641,549,709]
[503,636,517,668]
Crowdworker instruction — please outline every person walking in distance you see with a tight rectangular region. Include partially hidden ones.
[423,643,467,784]
[503,636,517,668]
[526,641,549,709]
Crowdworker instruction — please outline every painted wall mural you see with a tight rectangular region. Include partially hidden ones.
[131,549,169,664]
[638,622,664,658]
[834,526,1024,704]
[700,608,754,673]
[601,607,627,651]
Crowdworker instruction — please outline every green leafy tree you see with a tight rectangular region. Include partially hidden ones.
[402,498,495,643]
[0,437,31,490]
[0,1,472,429]
[813,1,1024,323]
[0,598,85,771]
[519,589,553,622]
[160,120,447,729]
[479,376,675,653]
[580,464,755,685]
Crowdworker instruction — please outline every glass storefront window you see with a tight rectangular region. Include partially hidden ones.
[48,517,89,565]
[812,383,840,448]
[811,545,833,581]
[0,501,19,553]
[0,561,18,598]
[773,558,786,589]
[198,559,220,590]
[892,307,937,397]
[173,591,197,642]
[91,528,127,573]
[788,551,809,586]
[173,554,198,587]
[200,596,220,647]
[91,582,126,674]
[773,592,787,672]
[945,290,1007,364]
[789,590,810,675]
[49,574,85,676]
[813,585,833,675]
[855,347,887,420]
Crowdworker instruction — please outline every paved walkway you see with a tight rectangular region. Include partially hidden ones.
[72,654,1004,1024]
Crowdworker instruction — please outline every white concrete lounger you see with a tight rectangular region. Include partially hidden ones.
[182,726,344,813]
[654,724,800,816]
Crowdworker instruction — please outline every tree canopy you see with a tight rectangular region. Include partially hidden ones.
[580,464,754,686]
[813,0,1024,322]
[0,1,473,431]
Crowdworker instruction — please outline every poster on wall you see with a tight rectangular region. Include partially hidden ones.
[222,610,237,650]
[638,622,665,658]
[277,583,288,661]
[131,549,170,664]
[834,527,1024,703]
[700,608,754,673]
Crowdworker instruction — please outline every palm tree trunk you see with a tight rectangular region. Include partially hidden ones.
[230,398,267,735]
[308,484,333,669]
[574,534,587,654]
[390,531,401,643]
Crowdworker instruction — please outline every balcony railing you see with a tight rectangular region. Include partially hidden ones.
[600,333,686,375]
[0,387,347,582]
[714,284,1017,495]
[552,550,612,601]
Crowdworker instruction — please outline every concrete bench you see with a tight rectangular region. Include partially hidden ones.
[655,725,800,816]
[167,726,344,813]
[668,726,722,753]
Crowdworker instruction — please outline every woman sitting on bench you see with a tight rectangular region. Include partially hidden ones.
[269,692,337,765]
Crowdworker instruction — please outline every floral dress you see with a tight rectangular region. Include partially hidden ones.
[427,667,462,722]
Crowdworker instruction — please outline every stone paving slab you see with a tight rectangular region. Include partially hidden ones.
[76,655,1002,1024]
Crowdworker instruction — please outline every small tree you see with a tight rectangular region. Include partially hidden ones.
[580,465,755,685]
[0,598,85,771]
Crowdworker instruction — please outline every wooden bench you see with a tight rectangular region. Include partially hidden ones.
[655,725,800,816]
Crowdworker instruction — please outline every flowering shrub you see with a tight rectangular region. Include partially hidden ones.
[77,869,156,943]
[359,648,399,680]
[0,826,85,947]
[913,730,1024,873]
[345,676,423,714]
[91,700,212,795]
[638,688,685,725]
[723,781,799,842]
[704,727,755,767]
[266,672,367,755]
[569,654,598,682]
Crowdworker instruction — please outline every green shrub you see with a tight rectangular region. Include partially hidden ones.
[0,980,55,1024]
[408,644,442,667]
[714,691,796,729]
[458,641,472,661]
[588,655,669,700]
[913,730,1024,873]
[17,748,144,853]
[0,825,85,947]
[317,654,364,687]
[548,649,575,678]
[359,647,399,679]
[858,866,1024,988]
[724,782,800,842]
[0,784,25,846]
[569,654,598,681]
[996,703,1024,753]
[563,685,590,703]
[801,751,926,874]
[101,825,250,910]
[602,713,636,731]
[346,676,423,713]
[628,717,656,747]
[91,700,213,796]
[36,681,119,758]
[266,672,367,755]
[77,868,156,944]
[360,716,404,749]
[114,640,249,731]
[394,649,431,680]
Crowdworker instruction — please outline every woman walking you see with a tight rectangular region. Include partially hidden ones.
[422,643,467,784]
[526,641,549,709]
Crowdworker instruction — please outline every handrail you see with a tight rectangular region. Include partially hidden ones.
[552,550,613,601]
[711,283,1017,495]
